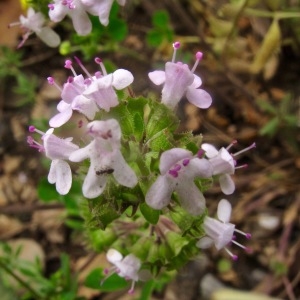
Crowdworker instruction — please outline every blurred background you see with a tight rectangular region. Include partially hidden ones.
[0,0,300,299]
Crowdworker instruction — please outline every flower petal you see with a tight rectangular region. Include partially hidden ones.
[175,181,206,215]
[219,174,235,195]
[48,160,72,195]
[186,88,212,109]
[196,236,214,249]
[145,175,172,210]
[106,249,123,264]
[186,158,213,179]
[82,165,107,198]
[49,105,73,128]
[36,27,60,48]
[217,199,232,223]
[148,71,166,85]
[201,143,218,158]
[70,9,92,36]
[159,148,192,175]
[111,151,138,188]
[72,95,99,119]
[69,143,92,162]
[112,69,134,90]
[190,74,202,89]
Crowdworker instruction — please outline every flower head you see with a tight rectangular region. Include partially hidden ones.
[103,249,149,294]
[69,119,138,198]
[148,42,212,110]
[196,199,251,260]
[201,141,256,195]
[27,126,79,195]
[48,0,92,35]
[145,148,213,215]
[9,7,60,48]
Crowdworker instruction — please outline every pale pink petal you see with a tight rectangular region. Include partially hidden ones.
[72,95,99,119]
[57,100,70,112]
[112,69,134,90]
[201,143,218,158]
[106,249,123,263]
[36,27,60,47]
[148,71,166,85]
[219,174,235,195]
[186,158,213,179]
[49,3,67,22]
[217,199,232,223]
[145,175,173,210]
[186,88,212,109]
[159,148,192,175]
[70,9,92,36]
[190,74,202,89]
[111,151,138,188]
[48,160,72,195]
[69,143,92,162]
[175,181,206,215]
[196,236,214,249]
[49,105,73,128]
[82,166,107,198]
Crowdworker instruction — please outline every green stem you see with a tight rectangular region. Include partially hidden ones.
[0,259,43,299]
[244,8,300,19]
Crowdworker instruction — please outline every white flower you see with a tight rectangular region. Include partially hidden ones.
[148,41,212,110]
[145,148,213,215]
[82,0,127,26]
[201,141,256,195]
[48,0,92,35]
[104,249,150,294]
[69,119,138,198]
[83,58,134,112]
[27,126,79,195]
[9,7,60,48]
[196,199,251,260]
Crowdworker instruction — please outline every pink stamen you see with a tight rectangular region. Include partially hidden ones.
[67,76,74,83]
[95,71,102,78]
[103,268,109,275]
[8,21,21,28]
[128,281,135,295]
[182,158,190,166]
[47,77,62,92]
[95,57,107,76]
[233,142,256,157]
[235,164,248,170]
[74,56,93,78]
[168,170,178,178]
[224,247,238,261]
[191,51,203,73]
[64,59,77,77]
[28,125,35,133]
[231,240,247,250]
[84,78,92,85]
[172,41,180,63]
[197,149,205,158]
[48,3,55,10]
[226,140,238,151]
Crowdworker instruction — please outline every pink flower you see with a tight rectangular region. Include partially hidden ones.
[196,199,251,260]
[145,148,212,215]
[9,7,60,48]
[27,126,79,195]
[148,42,212,110]
[69,119,138,198]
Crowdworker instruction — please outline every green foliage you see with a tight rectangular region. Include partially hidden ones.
[59,4,128,59]
[0,47,37,107]
[146,10,174,47]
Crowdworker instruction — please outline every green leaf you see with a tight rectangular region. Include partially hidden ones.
[37,178,60,202]
[85,268,128,292]
[259,117,280,136]
[138,279,155,300]
[140,203,160,224]
[133,113,145,142]
[152,10,170,28]
[146,30,164,47]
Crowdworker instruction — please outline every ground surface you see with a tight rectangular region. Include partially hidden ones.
[0,0,300,299]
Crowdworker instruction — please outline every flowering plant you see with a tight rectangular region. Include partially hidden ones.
[9,1,255,296]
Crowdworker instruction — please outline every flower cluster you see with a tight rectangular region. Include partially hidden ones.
[26,42,254,293]
[48,0,126,35]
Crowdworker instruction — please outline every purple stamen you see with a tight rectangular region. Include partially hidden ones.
[172,41,180,63]
[191,51,203,73]
[95,57,107,76]
[48,3,54,9]
[47,77,62,91]
[233,142,256,157]
[67,76,74,83]
[28,125,35,133]
[168,170,178,178]
[182,158,190,166]
[95,71,102,78]
[197,149,205,158]
[74,56,93,78]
